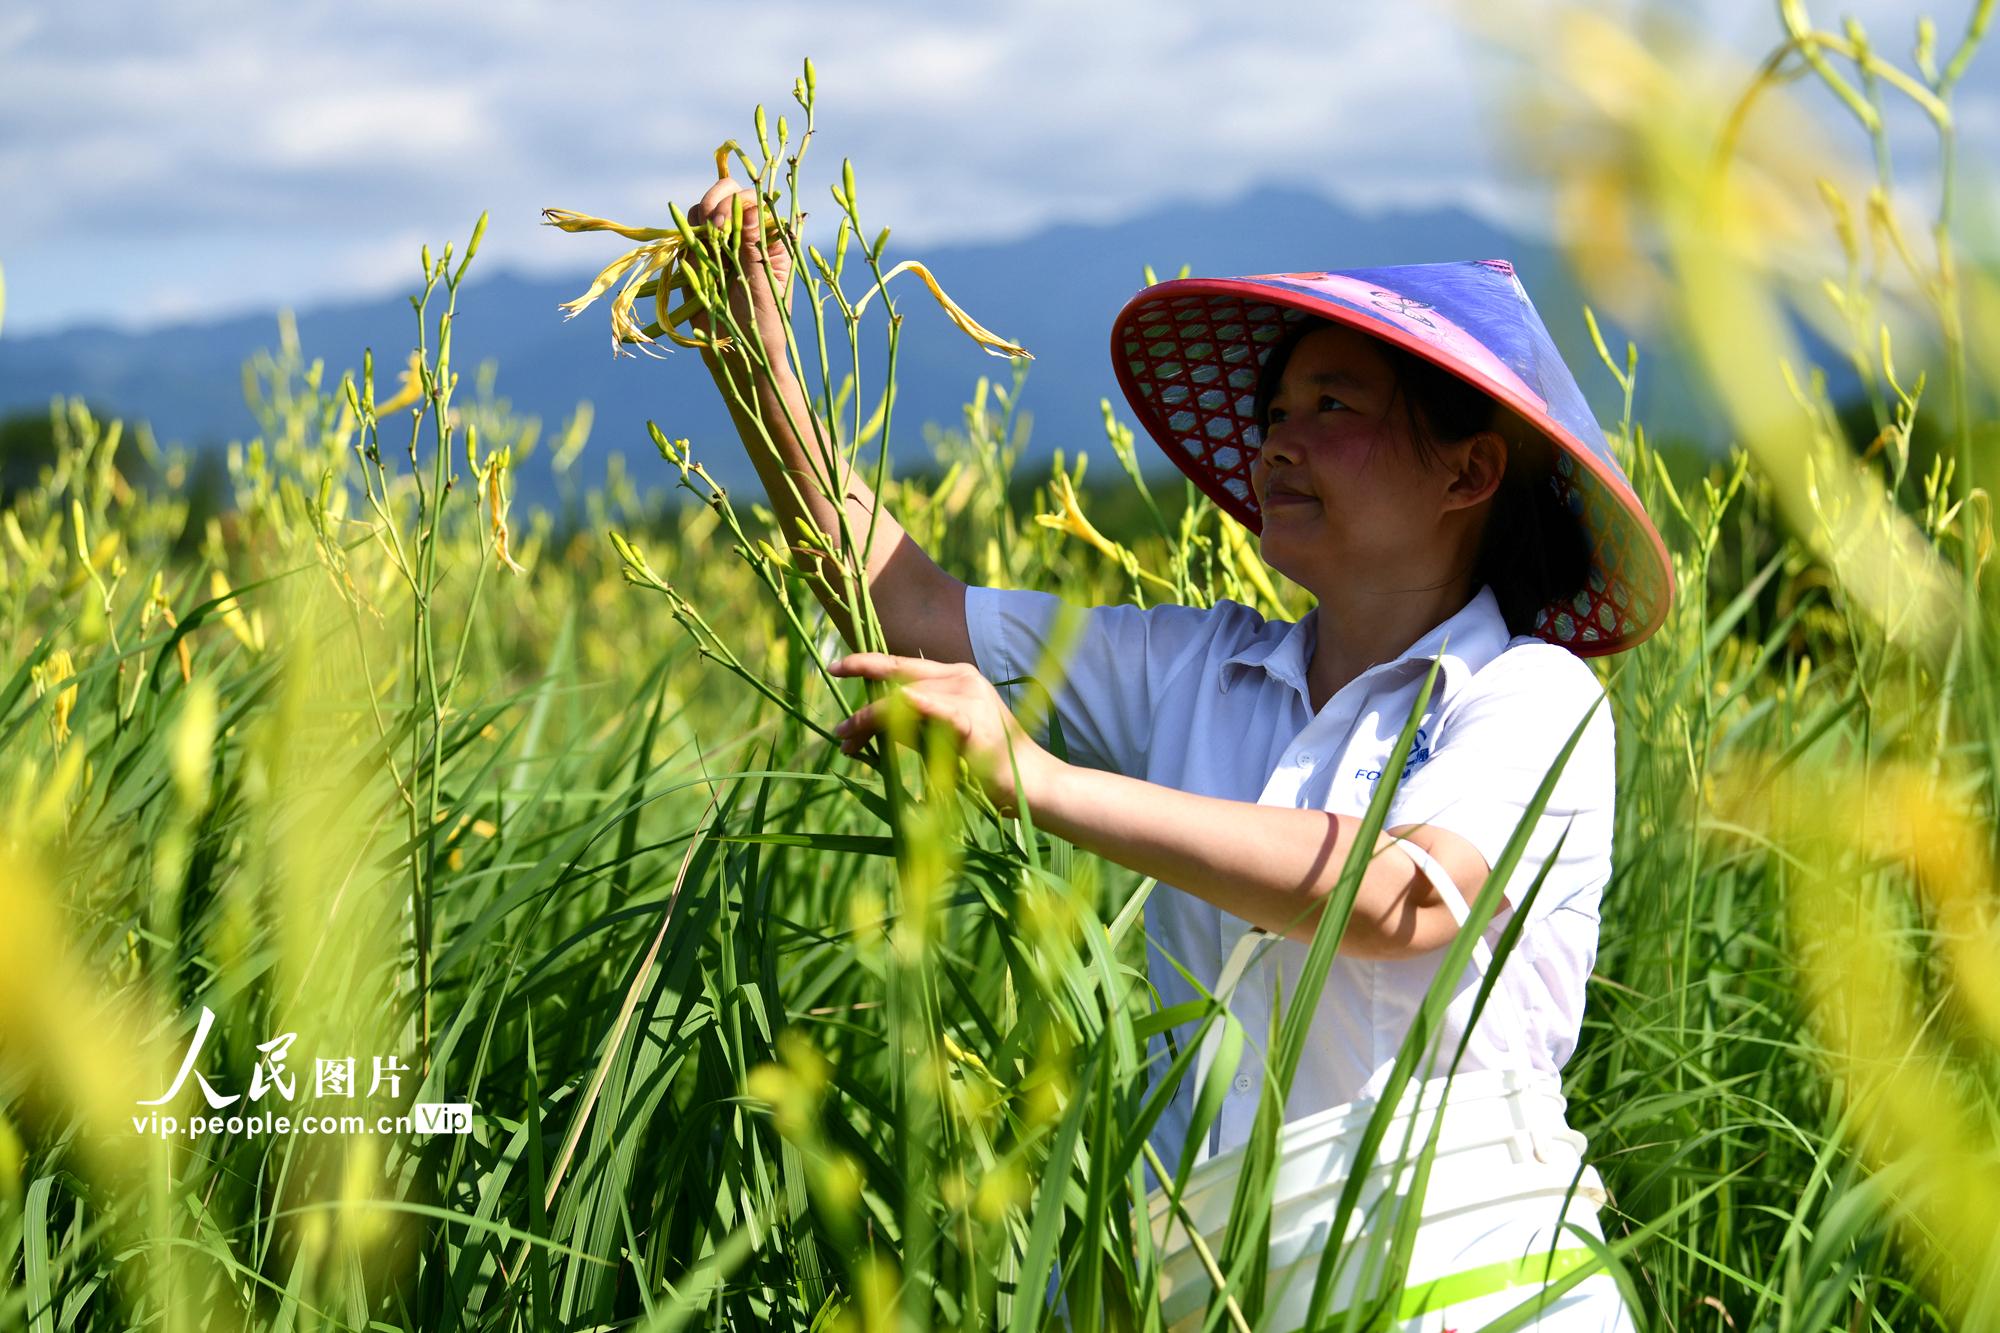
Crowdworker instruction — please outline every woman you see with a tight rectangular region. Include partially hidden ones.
[687,176,1672,1329]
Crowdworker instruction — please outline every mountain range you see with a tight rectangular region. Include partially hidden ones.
[0,185,1719,510]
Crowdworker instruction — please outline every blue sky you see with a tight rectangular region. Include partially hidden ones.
[1,0,1991,336]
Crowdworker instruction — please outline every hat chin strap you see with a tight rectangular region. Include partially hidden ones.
[1190,836,1491,1166]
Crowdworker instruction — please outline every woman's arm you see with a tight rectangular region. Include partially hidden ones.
[687,177,973,664]
[826,652,1505,962]
[1033,762,1505,961]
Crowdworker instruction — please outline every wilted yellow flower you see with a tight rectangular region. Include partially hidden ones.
[549,138,1030,363]
[541,210,700,358]
[538,209,681,242]
[851,259,1032,360]
[557,236,684,353]
[485,453,527,576]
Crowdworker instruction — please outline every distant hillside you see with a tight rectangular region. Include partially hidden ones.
[0,184,1719,510]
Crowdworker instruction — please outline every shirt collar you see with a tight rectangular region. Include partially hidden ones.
[1218,583,1513,705]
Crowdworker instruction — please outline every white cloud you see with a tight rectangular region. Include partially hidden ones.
[0,9,40,55]
[329,226,458,294]
[0,0,1992,334]
[260,88,493,168]
[134,281,213,328]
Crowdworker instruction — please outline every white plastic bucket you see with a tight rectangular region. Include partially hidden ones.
[1145,837,1637,1331]
[1145,1067,1635,1331]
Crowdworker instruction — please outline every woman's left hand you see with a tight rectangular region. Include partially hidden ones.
[827,653,1060,817]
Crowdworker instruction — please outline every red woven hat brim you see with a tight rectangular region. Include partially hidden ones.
[1108,267,1675,657]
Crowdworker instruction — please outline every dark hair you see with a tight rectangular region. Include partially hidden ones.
[1250,317,1590,637]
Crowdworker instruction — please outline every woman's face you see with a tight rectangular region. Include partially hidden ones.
[1247,323,1494,596]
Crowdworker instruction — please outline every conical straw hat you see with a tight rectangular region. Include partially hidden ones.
[1109,259,1674,655]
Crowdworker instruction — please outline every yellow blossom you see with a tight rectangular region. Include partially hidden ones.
[373,350,426,416]
[30,649,78,747]
[1034,465,1175,593]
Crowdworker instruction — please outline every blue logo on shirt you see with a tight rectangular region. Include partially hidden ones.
[1353,728,1432,786]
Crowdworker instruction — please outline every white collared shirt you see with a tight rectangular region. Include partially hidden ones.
[964,581,1616,1170]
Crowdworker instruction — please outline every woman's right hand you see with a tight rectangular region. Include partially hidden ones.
[685,177,795,376]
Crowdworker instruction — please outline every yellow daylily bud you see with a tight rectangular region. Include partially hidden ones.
[209,571,263,653]
[4,511,33,564]
[171,680,217,811]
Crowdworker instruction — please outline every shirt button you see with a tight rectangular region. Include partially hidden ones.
[1233,1074,1254,1093]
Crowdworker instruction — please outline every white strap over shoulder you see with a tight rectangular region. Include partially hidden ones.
[1193,926,1269,1165]
[1188,837,1506,1164]
[1385,835,1495,975]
